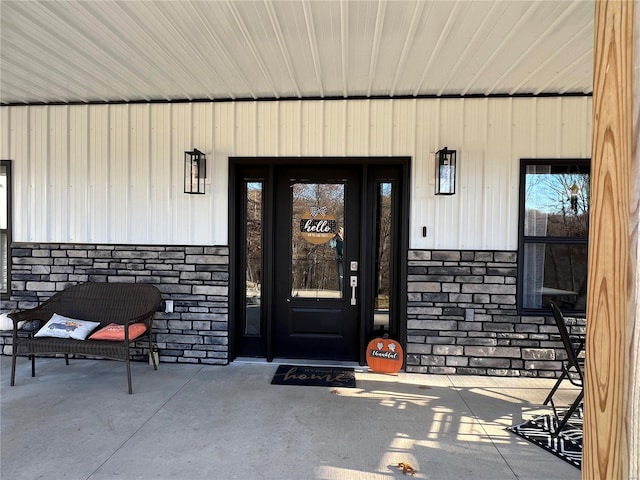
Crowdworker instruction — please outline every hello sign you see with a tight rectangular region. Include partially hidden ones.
[300,207,337,245]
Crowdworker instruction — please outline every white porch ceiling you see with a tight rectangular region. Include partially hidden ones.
[0,0,595,105]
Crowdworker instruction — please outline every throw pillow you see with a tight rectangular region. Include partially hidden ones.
[88,323,147,341]
[0,313,15,331]
[34,313,101,340]
[0,312,25,331]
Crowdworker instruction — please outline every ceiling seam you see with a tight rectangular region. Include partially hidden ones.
[535,49,595,95]
[264,0,302,98]
[2,4,132,103]
[226,1,279,99]
[389,1,427,96]
[108,1,193,101]
[69,1,177,101]
[459,1,538,96]
[193,1,256,100]
[301,0,324,97]
[366,0,387,97]
[488,1,588,95]
[412,1,461,96]
[340,0,348,98]
[436,1,503,96]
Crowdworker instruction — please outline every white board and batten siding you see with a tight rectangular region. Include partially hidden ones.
[0,97,592,250]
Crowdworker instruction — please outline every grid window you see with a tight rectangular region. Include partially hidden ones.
[518,159,590,314]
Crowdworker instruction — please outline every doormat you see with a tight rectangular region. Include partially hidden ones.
[270,365,356,388]
[507,405,582,469]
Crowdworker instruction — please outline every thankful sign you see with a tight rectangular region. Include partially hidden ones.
[366,336,404,374]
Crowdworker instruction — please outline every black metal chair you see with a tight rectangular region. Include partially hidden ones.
[543,301,585,436]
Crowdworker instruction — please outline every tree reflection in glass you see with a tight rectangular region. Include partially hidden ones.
[290,183,344,299]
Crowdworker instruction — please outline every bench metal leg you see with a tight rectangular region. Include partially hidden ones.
[11,353,17,386]
[126,360,133,394]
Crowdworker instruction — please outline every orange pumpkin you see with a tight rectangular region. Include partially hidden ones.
[366,336,404,373]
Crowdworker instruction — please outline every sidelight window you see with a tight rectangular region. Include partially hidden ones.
[374,182,393,334]
[244,181,263,336]
[1,161,10,295]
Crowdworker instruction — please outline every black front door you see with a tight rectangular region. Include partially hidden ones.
[232,158,408,364]
[273,166,361,361]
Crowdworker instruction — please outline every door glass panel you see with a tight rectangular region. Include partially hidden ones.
[291,182,345,299]
[374,182,392,334]
[244,181,262,335]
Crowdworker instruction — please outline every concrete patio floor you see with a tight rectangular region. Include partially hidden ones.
[1,355,581,480]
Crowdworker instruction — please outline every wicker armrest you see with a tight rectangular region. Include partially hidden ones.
[8,309,48,328]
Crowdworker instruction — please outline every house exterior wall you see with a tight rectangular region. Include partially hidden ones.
[406,249,585,376]
[0,97,592,375]
[0,97,592,250]
[1,243,229,364]
[0,243,587,377]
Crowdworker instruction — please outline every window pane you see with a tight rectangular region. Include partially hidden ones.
[245,181,262,335]
[291,183,344,299]
[524,164,589,237]
[374,182,392,334]
[522,243,588,310]
[1,164,7,293]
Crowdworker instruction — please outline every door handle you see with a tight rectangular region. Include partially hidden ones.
[350,276,357,305]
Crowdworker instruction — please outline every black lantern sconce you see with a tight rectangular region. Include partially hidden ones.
[435,147,456,195]
[184,149,206,194]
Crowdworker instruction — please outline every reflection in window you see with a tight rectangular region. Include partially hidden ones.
[524,165,589,237]
[244,181,262,335]
[290,183,344,299]
[374,182,392,334]
[520,161,590,312]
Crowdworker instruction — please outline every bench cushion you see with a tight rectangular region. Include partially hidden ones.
[89,323,147,341]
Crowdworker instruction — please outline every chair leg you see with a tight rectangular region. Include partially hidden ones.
[65,354,69,365]
[543,371,568,406]
[31,354,35,377]
[552,389,584,437]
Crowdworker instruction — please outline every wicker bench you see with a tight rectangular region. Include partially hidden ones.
[9,282,162,394]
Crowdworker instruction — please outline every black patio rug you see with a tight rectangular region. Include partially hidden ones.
[270,365,356,388]
[507,405,582,469]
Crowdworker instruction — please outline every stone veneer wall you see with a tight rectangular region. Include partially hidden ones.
[2,244,584,377]
[406,249,585,377]
[0,243,229,364]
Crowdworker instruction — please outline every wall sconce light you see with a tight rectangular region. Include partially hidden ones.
[184,149,206,194]
[435,147,456,195]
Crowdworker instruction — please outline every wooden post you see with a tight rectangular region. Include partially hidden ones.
[584,1,637,479]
